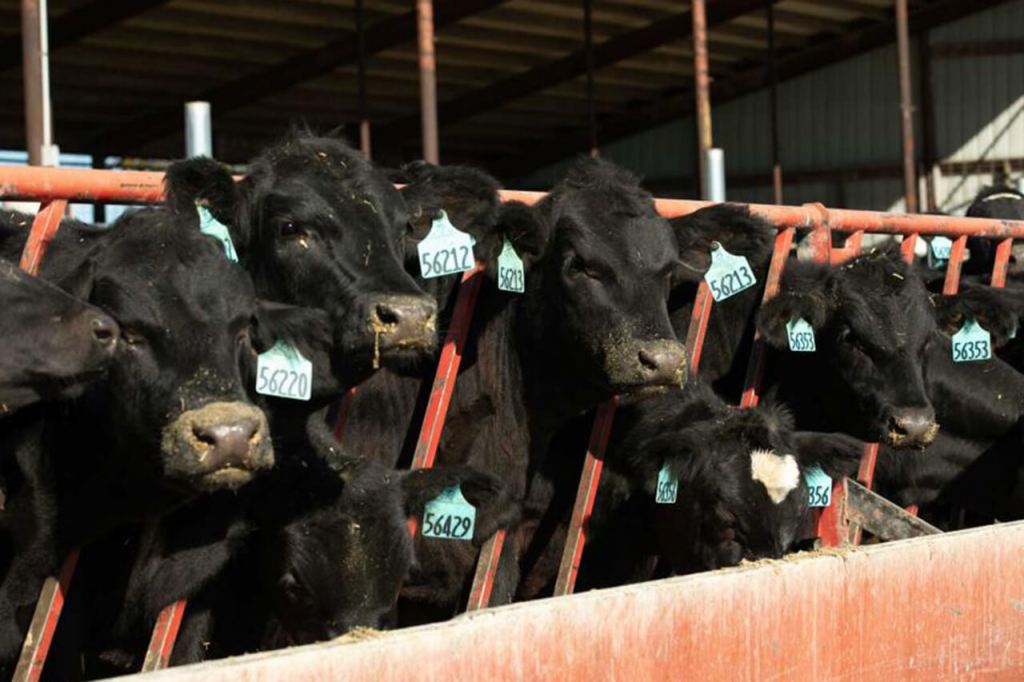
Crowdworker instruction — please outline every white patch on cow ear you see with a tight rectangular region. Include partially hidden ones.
[750,449,800,504]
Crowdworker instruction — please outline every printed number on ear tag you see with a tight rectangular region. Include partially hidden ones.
[655,464,678,504]
[196,205,239,263]
[417,210,475,279]
[422,485,476,541]
[931,236,952,262]
[705,241,756,302]
[497,236,525,293]
[804,466,832,508]
[952,318,992,363]
[786,318,816,352]
[256,340,312,401]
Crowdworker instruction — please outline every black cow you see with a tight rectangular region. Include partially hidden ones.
[963,186,1024,278]
[0,258,117,413]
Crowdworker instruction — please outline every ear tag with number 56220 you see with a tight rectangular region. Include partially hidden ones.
[952,318,992,363]
[655,463,678,504]
[786,317,816,352]
[497,236,525,293]
[422,485,476,541]
[256,340,312,401]
[197,204,239,263]
[417,210,475,279]
[704,241,756,302]
[804,466,832,508]
[931,236,952,262]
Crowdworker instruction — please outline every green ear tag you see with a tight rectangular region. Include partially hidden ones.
[256,340,312,401]
[655,464,678,504]
[422,485,476,541]
[952,318,992,363]
[786,317,816,352]
[497,236,525,293]
[931,236,952,262]
[196,205,239,262]
[417,210,475,279]
[804,466,832,508]
[704,241,756,302]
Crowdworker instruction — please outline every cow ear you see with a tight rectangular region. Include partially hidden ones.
[481,201,548,274]
[54,258,96,302]
[671,204,776,283]
[931,287,1020,349]
[789,431,864,480]
[399,161,501,244]
[164,157,241,231]
[400,466,520,546]
[625,427,703,498]
[755,267,831,349]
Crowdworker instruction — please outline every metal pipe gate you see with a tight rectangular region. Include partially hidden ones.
[5,166,1024,680]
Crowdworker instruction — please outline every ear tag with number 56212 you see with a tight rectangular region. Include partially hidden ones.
[197,205,239,263]
[655,463,678,504]
[704,241,756,302]
[497,236,525,293]
[931,236,952,262]
[422,485,476,541]
[952,318,992,363]
[417,210,475,279]
[256,340,312,401]
[786,317,816,352]
[804,466,832,508]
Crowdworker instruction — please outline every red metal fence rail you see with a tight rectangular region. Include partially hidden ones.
[5,166,1024,678]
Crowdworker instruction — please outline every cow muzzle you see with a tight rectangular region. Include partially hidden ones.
[606,338,688,393]
[884,405,938,448]
[162,401,273,491]
[369,295,438,354]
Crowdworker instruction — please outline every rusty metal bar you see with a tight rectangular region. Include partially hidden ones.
[553,398,618,596]
[355,0,371,159]
[416,0,439,164]
[845,479,941,541]
[11,550,78,682]
[990,238,1013,288]
[691,0,712,198]
[332,387,358,441]
[895,0,918,213]
[465,531,505,611]
[141,600,187,672]
[942,234,968,295]
[767,1,782,204]
[21,0,54,167]
[19,198,67,275]
[683,282,713,377]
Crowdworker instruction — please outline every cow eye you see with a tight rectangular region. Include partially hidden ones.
[122,328,146,346]
[567,256,601,281]
[279,221,305,238]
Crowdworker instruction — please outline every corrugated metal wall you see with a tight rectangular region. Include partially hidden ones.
[520,0,1024,216]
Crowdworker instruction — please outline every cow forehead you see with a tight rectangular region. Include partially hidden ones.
[557,212,677,267]
[749,449,800,504]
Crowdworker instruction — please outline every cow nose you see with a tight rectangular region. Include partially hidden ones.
[90,313,118,350]
[636,341,688,386]
[193,417,261,468]
[886,406,938,448]
[370,295,438,350]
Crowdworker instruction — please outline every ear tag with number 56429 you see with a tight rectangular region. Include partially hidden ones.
[497,236,525,293]
[952,318,992,363]
[256,340,312,401]
[786,317,816,352]
[422,485,476,541]
[704,241,756,302]
[197,204,239,263]
[655,463,678,504]
[417,210,475,279]
[804,466,832,508]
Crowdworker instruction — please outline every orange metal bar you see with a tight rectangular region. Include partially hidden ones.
[19,199,67,275]
[141,600,187,672]
[990,238,1012,288]
[683,281,713,377]
[465,531,506,612]
[11,550,78,682]
[331,387,358,441]
[942,234,968,295]
[0,166,164,203]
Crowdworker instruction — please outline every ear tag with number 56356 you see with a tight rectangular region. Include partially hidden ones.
[197,205,239,263]
[804,466,832,508]
[655,463,678,504]
[704,241,756,302]
[256,340,312,401]
[417,210,475,279]
[422,485,476,541]
[497,236,525,293]
[786,317,816,352]
[952,318,992,363]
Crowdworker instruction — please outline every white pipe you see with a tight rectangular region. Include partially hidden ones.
[184,101,213,158]
[704,148,726,202]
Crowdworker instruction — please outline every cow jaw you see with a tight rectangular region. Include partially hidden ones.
[749,449,800,504]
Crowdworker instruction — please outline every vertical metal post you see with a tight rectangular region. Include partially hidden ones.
[918,35,937,211]
[584,0,597,158]
[416,0,440,164]
[356,0,371,159]
[21,0,56,166]
[184,102,212,158]
[692,0,713,199]
[895,0,918,213]
[704,148,725,202]
[767,2,783,204]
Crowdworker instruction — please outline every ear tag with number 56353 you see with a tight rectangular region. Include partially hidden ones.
[952,318,992,363]
[256,340,312,401]
[704,241,756,302]
[786,317,816,352]
[417,210,475,279]
[197,204,239,263]
[804,466,832,508]
[655,463,678,504]
[422,485,476,541]
[497,236,525,293]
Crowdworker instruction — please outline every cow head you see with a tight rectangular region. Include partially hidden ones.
[757,249,939,448]
[0,259,117,412]
[164,135,438,387]
[965,187,1024,277]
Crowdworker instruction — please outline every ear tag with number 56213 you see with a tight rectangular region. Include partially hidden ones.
[497,236,525,293]
[655,463,678,504]
[786,317,816,352]
[704,241,756,302]
[256,340,312,401]
[952,318,992,363]
[417,210,475,279]
[931,236,952,262]
[422,485,476,541]
[196,204,239,263]
[804,466,832,508]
